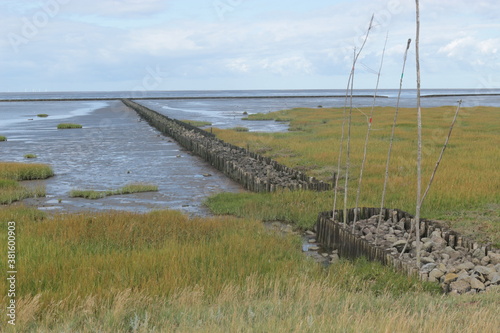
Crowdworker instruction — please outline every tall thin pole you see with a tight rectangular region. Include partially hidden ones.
[353,33,388,231]
[375,38,412,244]
[414,0,422,268]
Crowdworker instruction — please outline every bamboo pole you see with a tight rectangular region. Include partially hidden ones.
[342,14,374,226]
[375,38,412,245]
[415,0,422,268]
[353,33,388,231]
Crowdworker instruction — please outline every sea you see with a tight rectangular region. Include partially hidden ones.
[0,89,498,214]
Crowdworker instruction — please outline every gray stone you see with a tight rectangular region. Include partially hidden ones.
[422,241,433,252]
[456,262,475,271]
[429,268,445,281]
[457,270,470,281]
[469,277,485,290]
[308,239,316,243]
[490,273,500,285]
[474,265,496,276]
[450,279,471,294]
[480,256,491,266]
[421,256,435,264]
[489,252,500,265]
[384,234,398,243]
[495,264,500,272]
[330,253,340,263]
[308,246,320,251]
[421,263,437,273]
[472,248,486,259]
[391,240,409,251]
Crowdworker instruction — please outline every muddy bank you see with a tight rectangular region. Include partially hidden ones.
[122,99,331,192]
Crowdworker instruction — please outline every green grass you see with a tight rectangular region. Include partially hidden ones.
[230,126,249,132]
[211,106,500,243]
[37,114,49,117]
[0,207,497,332]
[70,183,158,199]
[242,110,292,122]
[0,136,6,141]
[181,120,212,127]
[24,154,37,159]
[0,162,54,181]
[0,178,46,204]
[57,123,82,129]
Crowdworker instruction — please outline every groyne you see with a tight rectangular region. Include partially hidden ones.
[121,99,331,192]
[316,208,500,294]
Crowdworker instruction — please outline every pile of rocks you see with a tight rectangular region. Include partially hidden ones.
[347,215,500,294]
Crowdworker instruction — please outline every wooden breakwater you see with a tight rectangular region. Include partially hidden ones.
[121,99,331,192]
[316,208,494,277]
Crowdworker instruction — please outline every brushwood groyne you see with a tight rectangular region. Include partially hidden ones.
[316,208,500,294]
[121,99,331,192]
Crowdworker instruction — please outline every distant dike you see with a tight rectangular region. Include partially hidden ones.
[121,99,331,192]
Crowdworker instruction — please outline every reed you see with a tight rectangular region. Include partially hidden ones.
[0,179,46,204]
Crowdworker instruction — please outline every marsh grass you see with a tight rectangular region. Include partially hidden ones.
[57,123,83,129]
[70,183,158,199]
[0,136,6,141]
[230,126,249,132]
[0,207,497,332]
[181,120,212,127]
[211,106,500,242]
[0,162,54,181]
[24,154,37,159]
[0,178,45,204]
[37,114,49,117]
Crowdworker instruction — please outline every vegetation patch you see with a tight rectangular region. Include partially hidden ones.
[230,126,249,132]
[181,120,212,127]
[70,183,158,199]
[24,154,37,159]
[37,114,49,117]
[0,162,54,180]
[0,178,46,204]
[0,136,6,141]
[57,123,82,129]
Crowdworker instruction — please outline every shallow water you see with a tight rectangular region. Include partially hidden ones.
[0,101,245,215]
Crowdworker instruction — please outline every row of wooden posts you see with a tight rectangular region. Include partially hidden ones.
[121,99,331,192]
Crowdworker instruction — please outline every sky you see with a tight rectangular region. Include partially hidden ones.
[1,0,499,92]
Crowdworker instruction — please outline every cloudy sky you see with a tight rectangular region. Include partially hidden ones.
[1,0,498,92]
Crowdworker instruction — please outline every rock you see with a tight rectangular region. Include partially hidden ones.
[308,246,320,252]
[489,252,500,265]
[456,270,470,281]
[456,262,475,271]
[421,263,437,273]
[362,227,371,236]
[305,230,316,236]
[421,256,435,264]
[480,256,491,266]
[472,248,485,259]
[365,233,374,241]
[443,273,459,284]
[422,241,433,252]
[474,266,496,276]
[496,264,500,273]
[391,240,409,252]
[490,273,500,285]
[469,277,485,290]
[384,234,398,243]
[431,236,447,251]
[202,173,212,177]
[330,253,340,263]
[429,268,445,281]
[450,279,471,294]
[441,253,450,262]
[321,253,329,258]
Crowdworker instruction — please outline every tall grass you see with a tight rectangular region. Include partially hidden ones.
[0,162,54,180]
[0,207,498,332]
[0,136,6,141]
[57,123,82,129]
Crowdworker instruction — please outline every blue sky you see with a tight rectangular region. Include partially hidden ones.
[1,0,498,92]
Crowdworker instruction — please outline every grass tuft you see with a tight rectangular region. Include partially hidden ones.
[0,136,7,141]
[37,114,49,117]
[0,162,54,180]
[24,154,37,159]
[57,123,82,129]
[181,120,212,127]
[70,183,158,199]
[230,126,249,132]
